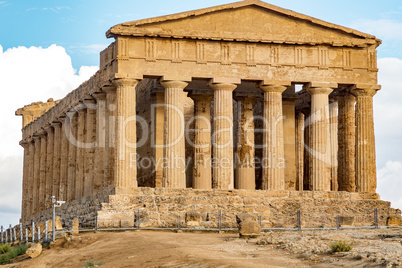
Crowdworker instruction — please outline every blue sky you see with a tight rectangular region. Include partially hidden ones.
[1,0,401,68]
[0,0,401,227]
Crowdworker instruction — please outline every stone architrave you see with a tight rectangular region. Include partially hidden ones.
[209,82,237,190]
[305,82,336,191]
[92,92,106,193]
[83,98,97,197]
[32,135,41,214]
[51,121,62,200]
[351,84,380,193]
[189,91,213,190]
[161,80,189,189]
[336,91,356,192]
[259,82,290,191]
[329,101,338,191]
[234,93,257,190]
[75,104,86,200]
[113,78,140,192]
[39,130,48,211]
[66,109,78,202]
[296,112,305,191]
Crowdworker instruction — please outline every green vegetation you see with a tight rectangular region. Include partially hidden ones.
[0,243,29,264]
[329,240,354,253]
[0,243,12,254]
[83,259,105,268]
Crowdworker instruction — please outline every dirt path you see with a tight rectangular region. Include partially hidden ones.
[3,231,310,268]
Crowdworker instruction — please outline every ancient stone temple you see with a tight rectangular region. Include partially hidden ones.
[17,0,401,228]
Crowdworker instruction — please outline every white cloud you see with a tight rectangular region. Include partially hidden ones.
[0,44,98,227]
[377,161,402,210]
[68,43,109,55]
[350,19,402,40]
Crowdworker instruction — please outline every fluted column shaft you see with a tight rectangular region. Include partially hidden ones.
[39,131,47,211]
[306,85,334,191]
[190,94,213,190]
[210,83,237,190]
[93,92,106,193]
[235,96,256,190]
[260,85,287,190]
[113,79,140,192]
[75,106,86,199]
[103,87,116,189]
[59,117,69,202]
[161,80,188,188]
[44,126,54,209]
[32,135,41,214]
[27,140,35,216]
[84,99,97,196]
[20,141,29,221]
[66,110,78,201]
[351,86,379,193]
[52,122,62,200]
[296,112,305,191]
[337,92,356,192]
[329,102,338,191]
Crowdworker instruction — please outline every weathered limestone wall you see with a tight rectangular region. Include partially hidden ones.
[16,99,60,128]
[97,189,402,229]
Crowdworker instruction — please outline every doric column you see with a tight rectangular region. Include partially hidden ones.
[296,112,305,191]
[161,80,188,189]
[59,114,70,201]
[209,82,237,190]
[103,86,117,189]
[259,82,289,190]
[51,121,62,200]
[336,91,356,192]
[44,125,54,209]
[92,92,106,193]
[75,103,86,200]
[351,84,380,193]
[19,140,29,221]
[151,88,165,188]
[112,78,140,192]
[39,130,47,211]
[32,135,41,214]
[27,139,35,217]
[234,93,257,190]
[329,101,338,191]
[83,98,97,197]
[189,91,213,190]
[66,109,78,201]
[59,115,69,202]
[305,82,336,191]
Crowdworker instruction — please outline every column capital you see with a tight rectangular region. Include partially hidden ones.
[259,80,291,87]
[350,84,380,98]
[112,78,140,89]
[92,91,107,101]
[51,121,62,128]
[75,102,87,114]
[259,84,287,94]
[33,134,41,141]
[233,91,262,101]
[43,124,54,133]
[102,85,117,94]
[332,90,356,102]
[160,80,189,90]
[19,140,29,148]
[208,82,237,92]
[83,97,96,105]
[188,89,213,102]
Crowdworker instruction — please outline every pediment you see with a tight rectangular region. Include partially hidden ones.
[107,0,380,48]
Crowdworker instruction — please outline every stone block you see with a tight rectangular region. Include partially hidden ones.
[386,217,401,226]
[339,216,355,226]
[26,243,42,259]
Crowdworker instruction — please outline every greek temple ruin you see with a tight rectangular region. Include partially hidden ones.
[16,0,401,228]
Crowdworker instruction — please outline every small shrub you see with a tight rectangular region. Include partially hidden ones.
[329,240,354,253]
[83,259,104,268]
[0,244,12,254]
[0,244,29,265]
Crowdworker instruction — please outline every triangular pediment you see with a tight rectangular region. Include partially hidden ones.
[107,0,380,47]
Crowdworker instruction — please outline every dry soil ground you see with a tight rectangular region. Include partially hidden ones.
[1,228,401,268]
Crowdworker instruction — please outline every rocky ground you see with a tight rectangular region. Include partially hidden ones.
[258,227,402,267]
[1,228,401,267]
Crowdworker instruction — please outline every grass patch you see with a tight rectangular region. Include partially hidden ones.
[0,243,12,254]
[0,244,29,265]
[83,259,105,267]
[329,240,354,253]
